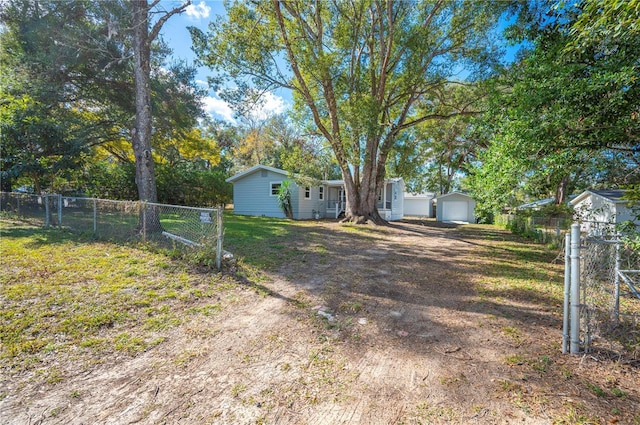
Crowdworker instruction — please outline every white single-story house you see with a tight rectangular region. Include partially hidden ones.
[226,165,405,221]
[403,192,435,217]
[435,192,476,223]
[570,189,638,233]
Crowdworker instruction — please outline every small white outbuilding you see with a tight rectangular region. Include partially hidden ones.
[570,189,637,233]
[403,192,435,217]
[435,192,476,223]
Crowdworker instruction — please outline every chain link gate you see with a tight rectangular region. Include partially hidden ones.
[564,222,640,357]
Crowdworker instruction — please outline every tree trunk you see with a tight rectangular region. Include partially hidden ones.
[555,175,570,205]
[131,0,161,233]
[340,164,385,225]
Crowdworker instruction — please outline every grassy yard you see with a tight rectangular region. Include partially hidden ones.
[0,220,236,379]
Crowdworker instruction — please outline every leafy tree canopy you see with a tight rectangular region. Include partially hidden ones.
[190,0,512,223]
[467,0,640,220]
[0,0,209,201]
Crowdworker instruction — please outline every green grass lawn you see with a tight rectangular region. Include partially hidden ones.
[0,220,235,377]
[0,214,371,373]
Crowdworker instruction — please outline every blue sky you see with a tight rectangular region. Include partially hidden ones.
[161,1,289,123]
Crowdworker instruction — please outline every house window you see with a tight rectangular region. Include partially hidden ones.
[304,186,311,199]
[319,186,324,201]
[270,182,282,196]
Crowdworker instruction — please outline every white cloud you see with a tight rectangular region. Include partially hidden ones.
[202,92,289,124]
[250,92,288,121]
[185,1,211,20]
[203,96,235,123]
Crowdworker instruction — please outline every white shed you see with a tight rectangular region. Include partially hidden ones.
[570,189,637,233]
[403,192,435,217]
[435,192,476,223]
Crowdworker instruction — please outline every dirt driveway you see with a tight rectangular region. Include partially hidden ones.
[2,219,638,424]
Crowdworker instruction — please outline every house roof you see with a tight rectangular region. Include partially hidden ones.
[570,189,628,206]
[518,197,555,209]
[405,192,435,200]
[226,164,405,187]
[226,164,288,183]
[323,179,344,186]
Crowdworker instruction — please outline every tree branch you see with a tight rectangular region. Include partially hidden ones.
[150,1,191,43]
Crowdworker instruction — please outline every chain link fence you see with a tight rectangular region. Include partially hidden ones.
[1,192,224,269]
[577,222,640,359]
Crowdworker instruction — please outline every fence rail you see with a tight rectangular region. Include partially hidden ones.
[0,192,223,269]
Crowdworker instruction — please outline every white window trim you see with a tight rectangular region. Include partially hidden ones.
[318,186,324,201]
[270,181,282,196]
[304,186,311,200]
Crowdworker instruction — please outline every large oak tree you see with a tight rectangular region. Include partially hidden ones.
[190,0,508,223]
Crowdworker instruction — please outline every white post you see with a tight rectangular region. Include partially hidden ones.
[570,223,581,354]
[563,233,571,354]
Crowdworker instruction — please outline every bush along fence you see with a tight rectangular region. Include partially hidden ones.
[497,214,571,247]
[0,192,224,269]
[564,222,640,358]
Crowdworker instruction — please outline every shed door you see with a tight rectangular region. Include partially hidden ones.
[442,201,468,221]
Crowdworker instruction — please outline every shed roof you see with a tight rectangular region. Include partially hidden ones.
[435,191,474,201]
[570,189,628,206]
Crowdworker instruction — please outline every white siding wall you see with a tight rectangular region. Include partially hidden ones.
[573,195,635,226]
[295,185,326,219]
[404,195,433,217]
[232,171,328,219]
[573,195,612,224]
[232,169,288,218]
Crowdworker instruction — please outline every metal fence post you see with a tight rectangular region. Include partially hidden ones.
[141,202,147,242]
[93,199,98,236]
[563,233,571,354]
[57,194,63,227]
[44,195,50,228]
[216,207,223,270]
[570,223,581,354]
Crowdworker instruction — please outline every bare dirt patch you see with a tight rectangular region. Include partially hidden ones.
[1,219,638,424]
